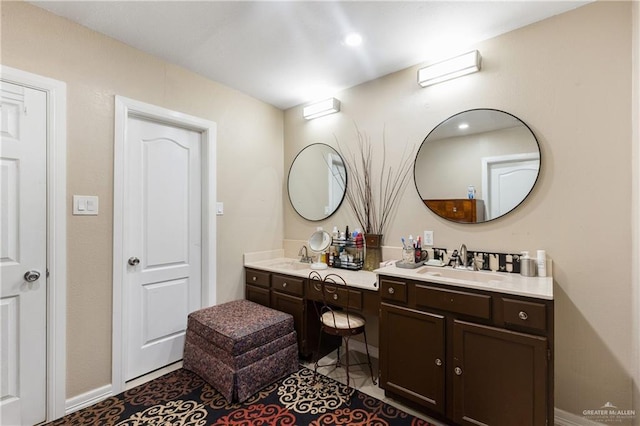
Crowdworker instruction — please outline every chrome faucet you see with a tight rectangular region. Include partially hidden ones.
[457,243,479,270]
[298,245,312,263]
[458,244,468,268]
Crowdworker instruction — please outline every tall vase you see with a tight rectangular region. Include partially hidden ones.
[363,234,383,271]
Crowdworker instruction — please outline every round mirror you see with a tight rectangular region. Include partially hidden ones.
[414,109,540,223]
[308,230,332,270]
[288,143,347,221]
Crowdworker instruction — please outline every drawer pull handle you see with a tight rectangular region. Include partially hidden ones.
[518,311,528,320]
[435,358,442,367]
[454,366,463,376]
[282,282,288,288]
[333,294,338,300]
[252,276,257,281]
[388,287,395,295]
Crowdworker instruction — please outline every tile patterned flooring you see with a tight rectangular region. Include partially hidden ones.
[301,349,448,426]
[126,349,447,425]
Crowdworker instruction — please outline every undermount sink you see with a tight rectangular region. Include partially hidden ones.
[416,266,506,283]
[268,260,311,271]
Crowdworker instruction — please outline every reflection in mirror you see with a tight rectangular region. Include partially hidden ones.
[288,143,347,221]
[414,109,540,223]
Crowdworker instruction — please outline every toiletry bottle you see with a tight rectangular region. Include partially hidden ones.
[332,226,339,240]
[467,185,476,199]
[536,250,547,277]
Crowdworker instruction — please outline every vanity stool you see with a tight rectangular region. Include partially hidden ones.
[183,299,298,402]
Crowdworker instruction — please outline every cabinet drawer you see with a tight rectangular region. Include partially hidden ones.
[272,274,304,297]
[415,284,491,319]
[502,298,547,331]
[307,281,362,311]
[245,269,270,288]
[380,278,407,303]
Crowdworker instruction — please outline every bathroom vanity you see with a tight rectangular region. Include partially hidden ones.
[376,264,553,426]
[243,254,553,426]
[244,257,379,358]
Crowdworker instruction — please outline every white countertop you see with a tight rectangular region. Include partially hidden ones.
[244,256,379,291]
[374,264,553,300]
[243,251,553,300]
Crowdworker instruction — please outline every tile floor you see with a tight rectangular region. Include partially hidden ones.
[127,349,446,425]
[302,349,447,426]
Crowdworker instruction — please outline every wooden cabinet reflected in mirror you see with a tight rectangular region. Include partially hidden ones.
[414,109,540,223]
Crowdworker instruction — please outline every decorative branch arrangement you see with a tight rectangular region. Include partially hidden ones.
[335,126,415,237]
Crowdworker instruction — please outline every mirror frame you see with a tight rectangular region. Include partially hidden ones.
[287,143,347,222]
[414,108,541,224]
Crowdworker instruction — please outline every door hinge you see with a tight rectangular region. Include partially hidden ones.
[46,268,50,278]
[547,348,552,361]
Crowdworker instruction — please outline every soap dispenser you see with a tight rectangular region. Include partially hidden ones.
[520,251,537,277]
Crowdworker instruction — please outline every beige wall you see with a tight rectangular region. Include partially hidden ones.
[2,0,637,420]
[1,2,284,397]
[284,1,634,419]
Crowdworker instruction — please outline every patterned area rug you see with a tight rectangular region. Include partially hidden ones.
[47,367,435,425]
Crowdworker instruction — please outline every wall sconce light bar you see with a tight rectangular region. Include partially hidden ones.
[418,50,481,87]
[303,97,341,120]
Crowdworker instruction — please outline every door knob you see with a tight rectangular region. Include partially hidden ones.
[128,257,140,266]
[24,270,41,282]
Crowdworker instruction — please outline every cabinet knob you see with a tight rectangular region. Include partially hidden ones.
[282,282,288,288]
[454,366,463,376]
[333,294,338,300]
[388,287,395,295]
[518,311,528,320]
[252,276,257,281]
[435,358,443,367]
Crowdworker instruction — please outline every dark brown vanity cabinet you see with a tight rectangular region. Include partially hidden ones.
[380,303,445,415]
[245,268,310,356]
[271,274,306,354]
[379,276,553,426]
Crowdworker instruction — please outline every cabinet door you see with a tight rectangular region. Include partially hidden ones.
[272,291,306,355]
[380,303,445,414]
[452,320,548,426]
[246,284,270,307]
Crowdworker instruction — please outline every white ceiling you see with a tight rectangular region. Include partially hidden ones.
[30,1,591,110]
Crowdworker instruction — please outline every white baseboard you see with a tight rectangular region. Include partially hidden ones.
[554,408,606,426]
[65,384,113,415]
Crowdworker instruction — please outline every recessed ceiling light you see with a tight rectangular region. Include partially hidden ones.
[458,123,469,130]
[344,32,363,47]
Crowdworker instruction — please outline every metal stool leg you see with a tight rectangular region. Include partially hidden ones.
[363,329,377,385]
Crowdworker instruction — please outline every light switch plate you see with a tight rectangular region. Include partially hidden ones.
[216,202,224,216]
[73,195,99,215]
[424,230,434,246]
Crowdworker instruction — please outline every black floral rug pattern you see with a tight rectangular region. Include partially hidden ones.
[47,367,435,425]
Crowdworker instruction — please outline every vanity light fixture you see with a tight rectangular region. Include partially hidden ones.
[417,50,481,87]
[303,97,341,120]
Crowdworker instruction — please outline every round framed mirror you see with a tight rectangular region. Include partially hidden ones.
[288,143,347,221]
[414,109,540,223]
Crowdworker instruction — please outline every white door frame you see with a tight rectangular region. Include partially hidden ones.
[112,96,217,394]
[0,65,68,421]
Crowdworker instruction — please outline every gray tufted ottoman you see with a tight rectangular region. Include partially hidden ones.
[183,299,298,402]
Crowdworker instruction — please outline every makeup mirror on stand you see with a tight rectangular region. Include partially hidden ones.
[308,230,332,270]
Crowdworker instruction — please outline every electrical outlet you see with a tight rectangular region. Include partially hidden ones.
[424,230,434,246]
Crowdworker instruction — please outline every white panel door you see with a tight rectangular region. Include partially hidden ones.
[126,116,202,381]
[488,158,539,219]
[0,82,47,425]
